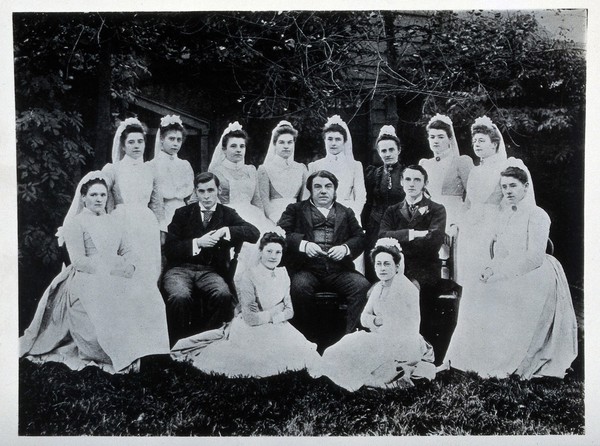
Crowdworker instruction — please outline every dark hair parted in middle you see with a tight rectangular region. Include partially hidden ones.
[222,128,249,149]
[194,171,220,188]
[80,177,108,196]
[259,232,287,251]
[272,124,298,144]
[426,118,454,139]
[369,244,403,265]
[471,124,501,149]
[500,166,529,185]
[305,170,339,191]
[120,123,146,146]
[322,123,348,142]
[401,164,429,183]
[161,122,187,139]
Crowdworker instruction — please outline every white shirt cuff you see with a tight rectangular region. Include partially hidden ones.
[299,240,308,252]
[192,239,201,256]
[409,229,414,241]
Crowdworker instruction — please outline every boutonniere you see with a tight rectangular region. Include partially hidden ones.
[418,206,429,216]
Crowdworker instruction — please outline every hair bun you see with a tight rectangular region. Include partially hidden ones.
[160,114,183,128]
[378,125,397,138]
[471,115,495,130]
[427,113,453,126]
[375,237,402,252]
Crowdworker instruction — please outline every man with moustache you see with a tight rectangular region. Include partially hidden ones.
[162,172,260,344]
[278,170,370,345]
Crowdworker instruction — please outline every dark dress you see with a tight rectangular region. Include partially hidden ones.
[362,162,405,281]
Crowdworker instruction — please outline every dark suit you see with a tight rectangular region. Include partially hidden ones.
[378,196,446,287]
[379,196,455,366]
[162,203,260,343]
[278,200,370,342]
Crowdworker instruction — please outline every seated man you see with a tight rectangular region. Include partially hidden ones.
[378,164,446,289]
[163,172,260,344]
[379,164,450,363]
[278,170,370,346]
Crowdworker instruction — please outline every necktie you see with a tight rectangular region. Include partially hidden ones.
[202,210,214,227]
[408,203,419,217]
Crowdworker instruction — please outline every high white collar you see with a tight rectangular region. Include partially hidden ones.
[158,150,179,161]
[222,159,245,170]
[324,152,347,163]
[480,152,505,166]
[270,154,294,168]
[120,154,144,166]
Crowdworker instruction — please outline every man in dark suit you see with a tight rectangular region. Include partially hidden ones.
[162,172,260,344]
[278,170,370,344]
[379,164,446,289]
[379,164,452,363]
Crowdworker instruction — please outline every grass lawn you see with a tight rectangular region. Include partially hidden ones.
[19,356,584,436]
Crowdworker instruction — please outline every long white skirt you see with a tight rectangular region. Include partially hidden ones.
[171,314,320,378]
[445,255,578,379]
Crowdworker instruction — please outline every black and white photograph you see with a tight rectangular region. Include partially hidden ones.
[0,1,594,444]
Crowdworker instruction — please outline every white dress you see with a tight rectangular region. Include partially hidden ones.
[419,153,473,230]
[210,159,275,234]
[456,153,507,283]
[310,274,435,391]
[102,156,165,283]
[20,209,170,373]
[171,264,320,377]
[446,201,578,378]
[257,156,308,224]
[148,150,194,227]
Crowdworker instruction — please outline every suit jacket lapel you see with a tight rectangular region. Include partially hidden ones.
[408,197,430,227]
[301,201,315,236]
[333,202,344,238]
[400,200,411,222]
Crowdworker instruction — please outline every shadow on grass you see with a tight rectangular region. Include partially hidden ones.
[19,355,584,436]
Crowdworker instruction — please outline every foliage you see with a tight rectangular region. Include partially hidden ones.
[14,13,155,268]
[15,10,585,297]
[19,358,583,436]
[387,10,585,152]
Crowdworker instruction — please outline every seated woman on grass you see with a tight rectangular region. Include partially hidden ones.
[171,232,320,377]
[20,172,170,373]
[310,238,436,391]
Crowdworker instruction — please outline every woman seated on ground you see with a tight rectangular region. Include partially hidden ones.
[149,114,194,229]
[310,238,436,391]
[257,120,308,225]
[170,232,320,377]
[102,117,165,283]
[444,165,578,379]
[208,121,274,234]
[419,113,473,231]
[362,125,405,282]
[20,172,170,373]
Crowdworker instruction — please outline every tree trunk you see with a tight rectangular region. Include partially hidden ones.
[93,24,112,169]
